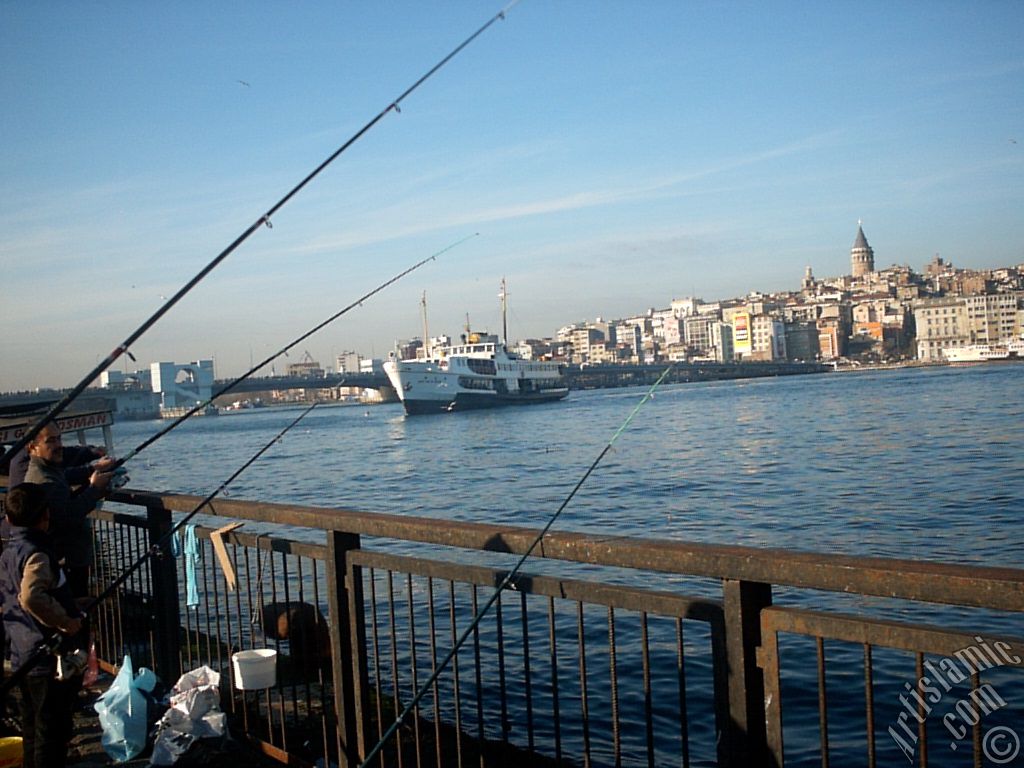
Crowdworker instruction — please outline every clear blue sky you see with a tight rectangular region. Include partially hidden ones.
[2,1,1022,391]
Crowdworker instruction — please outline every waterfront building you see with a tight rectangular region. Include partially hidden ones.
[286,352,324,378]
[850,223,875,277]
[100,368,152,390]
[613,323,642,362]
[512,338,557,361]
[151,360,214,414]
[683,315,714,354]
[817,322,842,360]
[963,293,1021,344]
[710,322,735,363]
[336,350,361,373]
[730,311,752,359]
[784,321,819,361]
[749,314,787,361]
[567,326,605,364]
[662,316,683,347]
[913,297,970,361]
[670,297,699,317]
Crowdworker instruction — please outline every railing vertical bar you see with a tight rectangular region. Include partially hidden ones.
[310,557,330,762]
[641,611,654,768]
[387,570,404,768]
[133,524,155,669]
[256,542,278,732]
[405,573,422,768]
[496,592,510,744]
[224,540,239,683]
[578,601,591,768]
[676,618,690,768]
[201,540,214,663]
[609,606,621,768]
[520,590,535,751]
[471,585,485,768]
[179,542,196,673]
[817,636,829,768]
[369,568,385,768]
[426,577,441,768]
[110,518,123,660]
[295,555,315,720]
[970,671,981,768]
[548,596,562,764]
[915,652,927,768]
[864,643,876,768]
[448,581,463,768]
[279,550,295,748]
[120,517,132,658]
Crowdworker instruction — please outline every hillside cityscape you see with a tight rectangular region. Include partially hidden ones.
[5,224,1023,417]
[386,224,1024,369]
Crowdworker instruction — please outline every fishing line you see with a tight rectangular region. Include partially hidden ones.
[0,402,319,697]
[359,363,676,768]
[1,1,519,466]
[113,234,477,470]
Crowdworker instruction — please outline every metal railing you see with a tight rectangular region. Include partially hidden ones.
[82,488,1023,768]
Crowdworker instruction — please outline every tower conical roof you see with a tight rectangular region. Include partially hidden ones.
[853,224,870,250]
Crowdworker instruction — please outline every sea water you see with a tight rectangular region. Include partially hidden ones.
[111,364,1024,766]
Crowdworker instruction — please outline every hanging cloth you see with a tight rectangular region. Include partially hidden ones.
[183,524,200,608]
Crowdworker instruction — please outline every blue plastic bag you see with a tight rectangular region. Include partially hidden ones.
[93,655,158,762]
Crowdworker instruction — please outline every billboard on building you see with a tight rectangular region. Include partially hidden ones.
[732,312,752,355]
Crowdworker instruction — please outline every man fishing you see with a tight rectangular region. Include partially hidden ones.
[23,423,114,598]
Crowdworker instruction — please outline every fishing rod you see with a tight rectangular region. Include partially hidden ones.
[359,363,676,768]
[0,235,467,695]
[0,403,319,698]
[0,1,519,467]
[111,234,476,471]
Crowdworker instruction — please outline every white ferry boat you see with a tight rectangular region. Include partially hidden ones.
[943,336,1024,364]
[384,282,568,415]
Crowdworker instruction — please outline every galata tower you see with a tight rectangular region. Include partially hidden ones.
[851,221,874,277]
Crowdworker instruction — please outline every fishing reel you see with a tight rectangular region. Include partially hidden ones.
[111,465,130,489]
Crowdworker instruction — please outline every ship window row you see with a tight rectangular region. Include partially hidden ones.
[451,344,494,355]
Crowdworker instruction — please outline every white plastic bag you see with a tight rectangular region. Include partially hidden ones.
[150,665,227,766]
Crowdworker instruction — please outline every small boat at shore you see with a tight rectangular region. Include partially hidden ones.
[384,281,568,415]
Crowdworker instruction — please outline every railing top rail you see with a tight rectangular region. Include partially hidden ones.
[111,488,1024,613]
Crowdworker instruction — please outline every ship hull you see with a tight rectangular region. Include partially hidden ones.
[399,387,569,415]
[384,358,568,416]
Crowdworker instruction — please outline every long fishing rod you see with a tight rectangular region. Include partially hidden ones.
[0,235,466,695]
[0,402,319,698]
[113,234,476,470]
[359,363,676,768]
[1,1,519,467]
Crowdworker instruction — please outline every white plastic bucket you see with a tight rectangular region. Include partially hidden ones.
[231,649,277,690]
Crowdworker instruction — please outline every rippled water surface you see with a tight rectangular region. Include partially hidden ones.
[111,365,1023,766]
[116,365,1022,564]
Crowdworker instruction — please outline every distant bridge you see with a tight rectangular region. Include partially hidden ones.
[0,361,829,414]
[218,371,391,394]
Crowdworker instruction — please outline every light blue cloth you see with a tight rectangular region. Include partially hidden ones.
[183,524,200,608]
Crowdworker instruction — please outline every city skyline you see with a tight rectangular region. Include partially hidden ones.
[3,2,1023,391]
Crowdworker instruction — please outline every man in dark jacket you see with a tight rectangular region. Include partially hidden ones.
[23,423,113,597]
[1,482,87,768]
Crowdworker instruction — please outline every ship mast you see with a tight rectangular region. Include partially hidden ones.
[421,291,429,359]
[499,277,508,344]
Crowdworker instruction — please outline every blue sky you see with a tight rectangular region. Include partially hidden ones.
[2,1,1022,391]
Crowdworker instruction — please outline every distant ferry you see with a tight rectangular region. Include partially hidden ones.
[943,336,1024,364]
[384,281,568,415]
